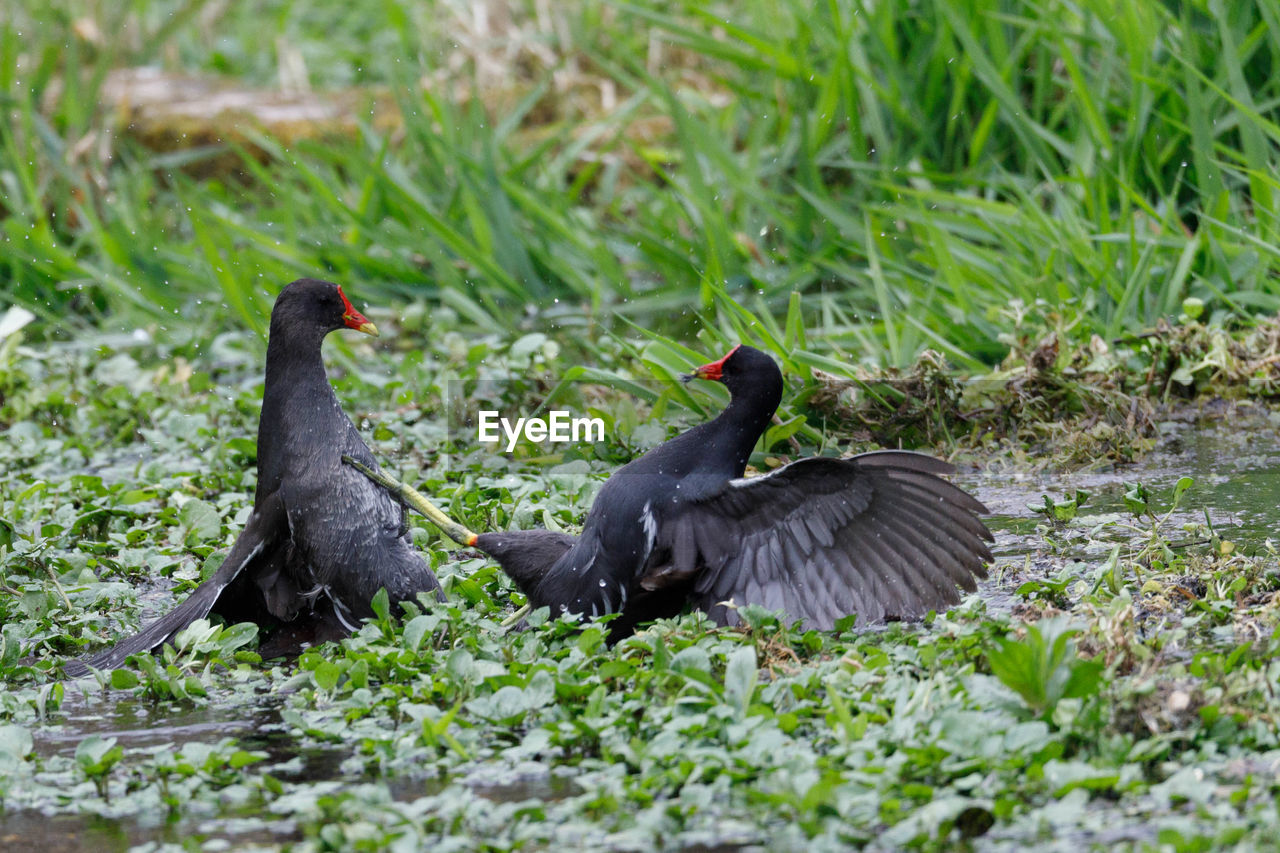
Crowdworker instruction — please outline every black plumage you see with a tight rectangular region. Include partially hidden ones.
[64,279,443,675]
[474,344,993,639]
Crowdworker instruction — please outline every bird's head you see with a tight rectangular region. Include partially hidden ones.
[271,278,379,339]
[682,344,781,399]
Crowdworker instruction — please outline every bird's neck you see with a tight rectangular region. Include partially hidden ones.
[701,383,781,474]
[262,328,334,412]
[255,329,341,499]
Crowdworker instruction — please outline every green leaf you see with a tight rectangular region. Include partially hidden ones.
[403,614,433,652]
[724,645,758,711]
[1171,477,1194,509]
[370,588,390,623]
[824,682,858,743]
[1122,482,1151,516]
[179,498,222,545]
[783,291,806,352]
[986,617,1101,720]
[1062,659,1105,700]
[229,750,264,769]
[75,734,123,775]
[109,669,139,689]
[313,661,342,691]
[0,725,33,760]
[761,413,807,450]
[509,332,548,361]
[216,622,259,654]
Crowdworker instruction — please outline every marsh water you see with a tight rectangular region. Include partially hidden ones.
[8,413,1280,852]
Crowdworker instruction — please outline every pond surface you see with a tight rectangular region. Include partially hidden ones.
[965,413,1280,603]
[15,685,578,851]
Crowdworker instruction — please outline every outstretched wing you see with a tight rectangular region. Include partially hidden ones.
[643,450,993,630]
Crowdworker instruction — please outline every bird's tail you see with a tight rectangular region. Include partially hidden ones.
[62,579,226,677]
[62,498,282,678]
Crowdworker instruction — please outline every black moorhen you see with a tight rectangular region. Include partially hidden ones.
[350,344,992,641]
[64,279,443,675]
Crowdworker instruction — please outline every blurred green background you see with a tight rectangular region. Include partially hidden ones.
[3,0,1280,367]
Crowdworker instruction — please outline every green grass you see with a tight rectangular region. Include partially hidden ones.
[5,0,1280,369]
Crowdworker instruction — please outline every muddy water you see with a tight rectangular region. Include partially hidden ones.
[0,810,224,853]
[952,416,1280,613]
[1098,419,1280,539]
[7,416,1280,851]
[11,684,577,851]
[971,414,1280,537]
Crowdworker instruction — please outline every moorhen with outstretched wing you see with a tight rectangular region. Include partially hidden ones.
[351,344,992,641]
[64,279,443,675]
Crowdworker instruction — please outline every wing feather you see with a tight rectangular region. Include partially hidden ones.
[882,470,991,517]
[868,511,972,611]
[646,451,991,631]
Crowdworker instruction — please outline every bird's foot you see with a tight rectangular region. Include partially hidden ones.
[341,455,479,547]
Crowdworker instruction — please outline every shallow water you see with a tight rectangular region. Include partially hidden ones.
[952,415,1280,614]
[9,685,580,851]
[968,413,1280,536]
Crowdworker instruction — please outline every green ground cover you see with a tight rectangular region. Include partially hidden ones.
[3,0,1280,850]
[2,329,1279,851]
